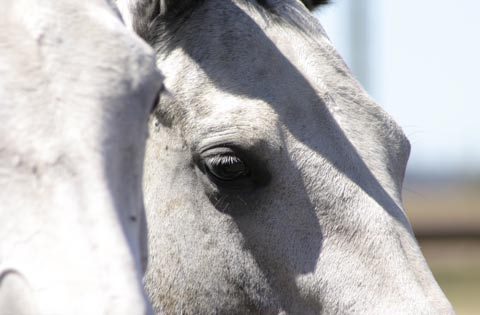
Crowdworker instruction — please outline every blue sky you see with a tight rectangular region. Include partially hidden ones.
[315,0,480,175]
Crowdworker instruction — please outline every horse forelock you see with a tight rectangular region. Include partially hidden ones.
[128,0,330,43]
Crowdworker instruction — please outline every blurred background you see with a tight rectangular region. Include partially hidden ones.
[315,1,480,314]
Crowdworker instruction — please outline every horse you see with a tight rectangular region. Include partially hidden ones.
[119,0,455,314]
[0,0,163,314]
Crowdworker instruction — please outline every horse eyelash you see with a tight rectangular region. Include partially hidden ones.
[206,155,243,167]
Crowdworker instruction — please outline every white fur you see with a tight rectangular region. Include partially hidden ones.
[0,0,163,314]
[124,0,455,314]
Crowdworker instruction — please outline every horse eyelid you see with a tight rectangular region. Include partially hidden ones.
[150,93,161,114]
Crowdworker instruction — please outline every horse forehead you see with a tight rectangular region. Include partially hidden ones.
[158,0,408,172]
[261,18,410,161]
[230,5,410,191]
[217,29,406,156]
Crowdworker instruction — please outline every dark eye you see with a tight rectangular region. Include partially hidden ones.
[150,91,161,114]
[204,154,250,181]
[197,146,270,191]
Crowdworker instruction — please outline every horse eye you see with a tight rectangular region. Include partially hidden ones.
[150,92,161,114]
[150,80,165,114]
[204,154,250,181]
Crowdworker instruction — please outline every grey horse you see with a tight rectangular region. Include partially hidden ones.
[119,0,455,314]
[0,0,162,314]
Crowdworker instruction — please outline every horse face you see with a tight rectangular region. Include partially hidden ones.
[0,0,163,314]
[125,0,454,314]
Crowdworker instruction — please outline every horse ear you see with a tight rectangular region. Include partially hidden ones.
[301,0,330,10]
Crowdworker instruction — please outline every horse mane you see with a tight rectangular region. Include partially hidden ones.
[132,0,330,42]
[301,0,330,10]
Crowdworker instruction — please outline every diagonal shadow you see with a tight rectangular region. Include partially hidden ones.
[164,1,411,233]
[155,0,412,312]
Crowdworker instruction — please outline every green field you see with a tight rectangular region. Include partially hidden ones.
[433,265,480,315]
[404,180,480,315]
[423,239,480,315]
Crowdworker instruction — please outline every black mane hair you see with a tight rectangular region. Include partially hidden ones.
[301,0,330,10]
[132,0,330,42]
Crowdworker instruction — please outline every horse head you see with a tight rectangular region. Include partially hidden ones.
[0,0,163,313]
[121,0,454,313]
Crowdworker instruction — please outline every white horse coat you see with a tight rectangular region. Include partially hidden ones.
[120,0,455,314]
[0,0,163,314]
